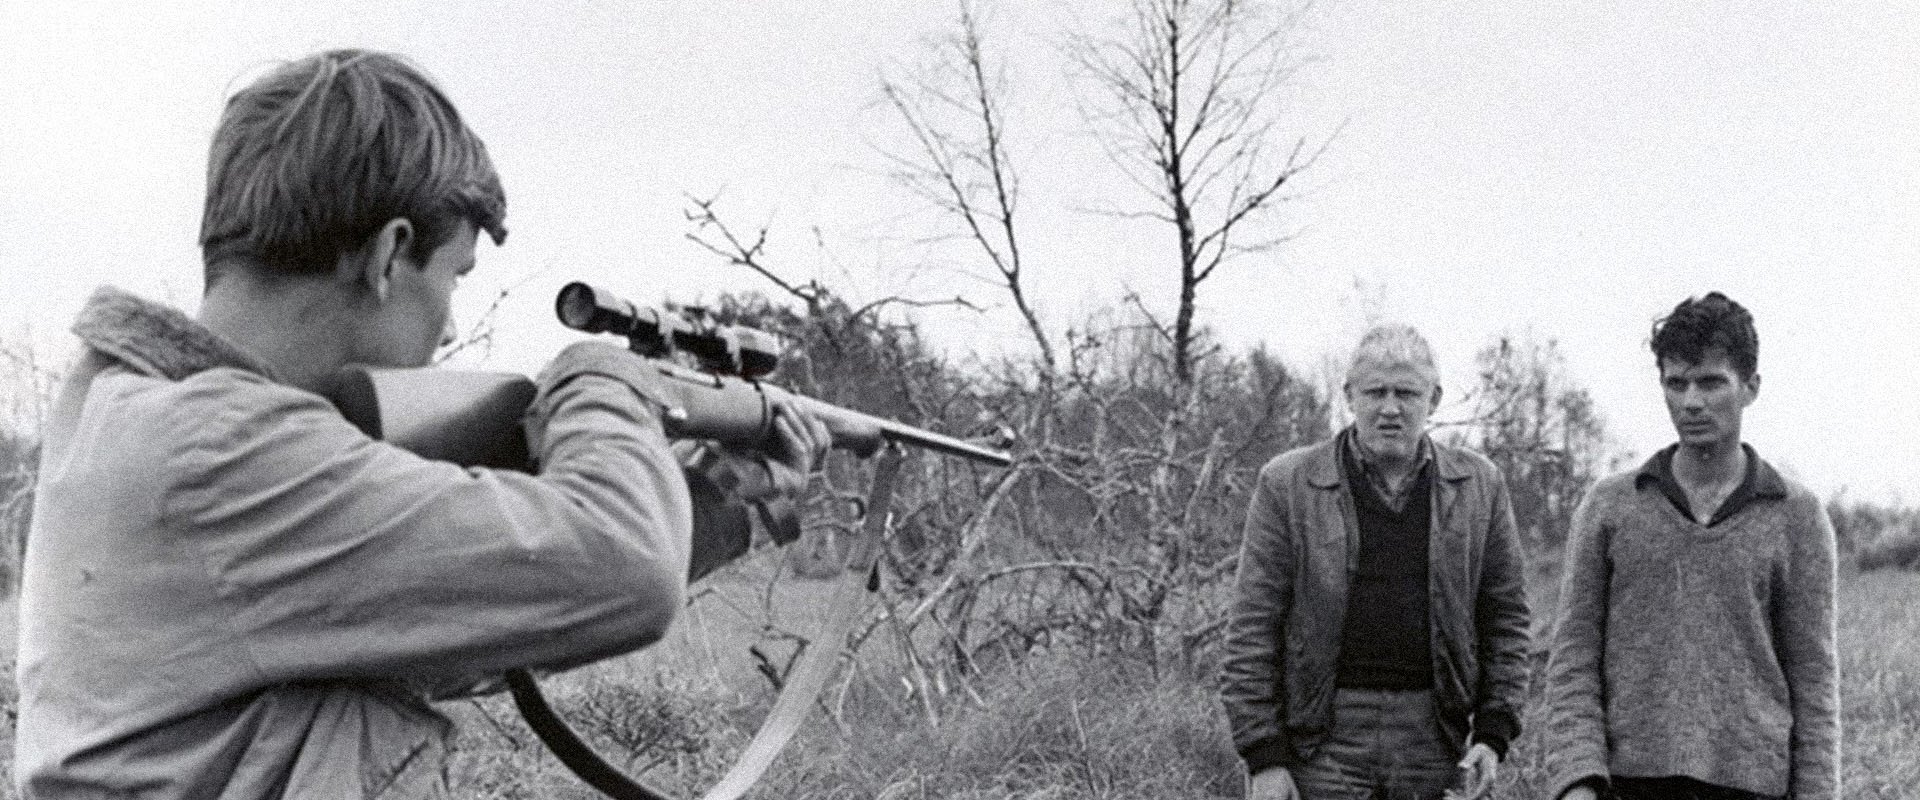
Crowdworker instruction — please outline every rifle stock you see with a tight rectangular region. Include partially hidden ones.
[331,367,537,469]
[329,359,1013,469]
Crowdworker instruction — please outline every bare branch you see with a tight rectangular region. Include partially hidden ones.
[846,294,985,325]
[1063,0,1325,382]
[878,0,1058,378]
[683,193,828,313]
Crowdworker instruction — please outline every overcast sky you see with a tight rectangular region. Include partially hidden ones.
[2,1,1915,503]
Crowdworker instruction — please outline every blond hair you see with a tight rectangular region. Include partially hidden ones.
[1344,323,1440,389]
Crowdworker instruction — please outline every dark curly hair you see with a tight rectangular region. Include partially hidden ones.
[1649,292,1758,379]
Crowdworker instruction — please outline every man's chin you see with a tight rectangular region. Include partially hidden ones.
[1359,437,1413,461]
[1674,431,1734,451]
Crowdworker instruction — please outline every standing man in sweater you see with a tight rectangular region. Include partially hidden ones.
[1222,324,1532,800]
[1542,292,1840,800]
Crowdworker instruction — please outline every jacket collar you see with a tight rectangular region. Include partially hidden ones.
[70,286,277,382]
[1306,426,1474,489]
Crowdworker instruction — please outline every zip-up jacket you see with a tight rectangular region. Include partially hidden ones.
[1221,432,1532,772]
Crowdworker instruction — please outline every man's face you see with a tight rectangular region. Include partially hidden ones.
[1345,359,1440,463]
[356,220,477,368]
[1660,347,1758,451]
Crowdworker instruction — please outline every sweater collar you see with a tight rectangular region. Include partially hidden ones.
[70,286,278,382]
[1634,442,1787,526]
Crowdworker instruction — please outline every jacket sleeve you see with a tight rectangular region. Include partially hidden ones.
[1471,470,1531,759]
[1779,499,1840,800]
[1220,459,1297,773]
[1541,487,1612,797]
[164,341,703,692]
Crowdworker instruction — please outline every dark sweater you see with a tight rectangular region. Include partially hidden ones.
[1336,445,1433,690]
[1540,455,1840,800]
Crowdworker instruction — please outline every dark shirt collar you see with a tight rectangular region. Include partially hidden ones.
[1340,425,1434,474]
[1340,426,1432,513]
[1634,442,1787,526]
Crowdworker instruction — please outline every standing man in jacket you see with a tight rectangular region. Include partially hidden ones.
[15,49,829,798]
[1223,324,1532,800]
[1542,292,1839,800]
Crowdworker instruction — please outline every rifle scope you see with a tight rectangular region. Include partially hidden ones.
[557,282,781,379]
[555,282,1015,468]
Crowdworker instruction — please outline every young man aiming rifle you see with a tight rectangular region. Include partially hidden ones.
[14,49,830,798]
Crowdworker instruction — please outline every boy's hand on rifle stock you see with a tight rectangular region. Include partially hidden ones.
[759,401,831,497]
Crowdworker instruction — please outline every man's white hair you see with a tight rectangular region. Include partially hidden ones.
[1344,323,1440,388]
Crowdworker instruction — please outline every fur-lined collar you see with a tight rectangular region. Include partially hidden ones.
[71,286,277,381]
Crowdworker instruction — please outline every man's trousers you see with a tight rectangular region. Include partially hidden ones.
[1291,687,1458,800]
[1610,776,1782,800]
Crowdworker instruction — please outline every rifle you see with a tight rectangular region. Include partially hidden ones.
[329,282,1012,470]
[326,283,1013,800]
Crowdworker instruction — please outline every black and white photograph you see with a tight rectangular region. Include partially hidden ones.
[0,2,1914,798]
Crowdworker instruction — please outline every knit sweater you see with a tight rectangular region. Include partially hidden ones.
[1540,456,1840,800]
[1335,450,1433,690]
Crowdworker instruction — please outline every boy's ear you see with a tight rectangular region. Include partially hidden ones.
[340,218,415,302]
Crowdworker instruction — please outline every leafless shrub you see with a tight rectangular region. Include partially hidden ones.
[563,674,729,775]
[1829,492,1920,570]
[1856,525,1920,572]
[0,339,61,596]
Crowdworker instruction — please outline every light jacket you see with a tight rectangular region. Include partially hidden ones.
[1220,431,1532,772]
[16,287,700,798]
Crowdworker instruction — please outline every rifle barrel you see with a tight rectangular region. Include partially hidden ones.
[782,391,1011,467]
[877,419,1013,467]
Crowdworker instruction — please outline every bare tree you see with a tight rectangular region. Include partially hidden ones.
[880,0,1055,379]
[1065,0,1328,383]
[1456,333,1619,553]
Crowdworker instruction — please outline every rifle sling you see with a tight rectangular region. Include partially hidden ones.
[506,669,671,800]
[697,447,900,800]
[509,447,904,800]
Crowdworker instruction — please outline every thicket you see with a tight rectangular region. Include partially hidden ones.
[1830,493,1920,572]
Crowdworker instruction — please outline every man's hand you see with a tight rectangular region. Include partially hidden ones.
[763,401,831,496]
[1247,766,1300,800]
[1453,742,1499,798]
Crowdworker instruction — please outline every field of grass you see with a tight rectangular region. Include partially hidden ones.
[436,566,1920,799]
[1831,569,1920,797]
[0,569,1915,798]
[441,567,1920,799]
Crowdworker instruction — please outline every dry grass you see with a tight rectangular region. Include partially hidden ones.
[427,568,1920,799]
[1832,569,1920,799]
[0,571,1915,798]
[744,650,1244,800]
